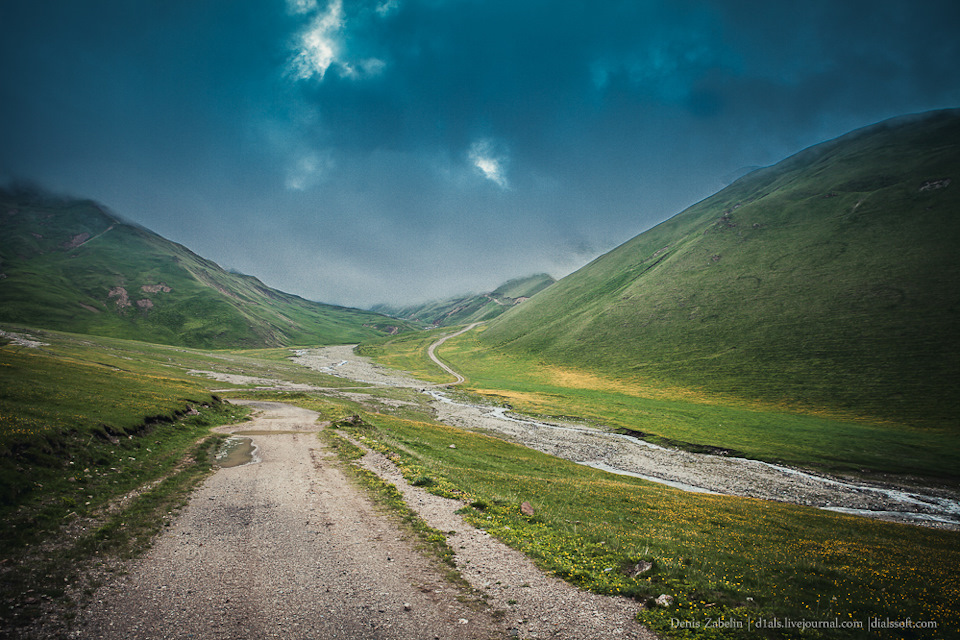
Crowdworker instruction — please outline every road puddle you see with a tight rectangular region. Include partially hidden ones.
[216,436,259,468]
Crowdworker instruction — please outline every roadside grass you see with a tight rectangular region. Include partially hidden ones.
[226,384,437,425]
[0,329,251,633]
[222,388,470,590]
[0,431,232,633]
[330,410,960,639]
[360,327,960,482]
[0,323,362,396]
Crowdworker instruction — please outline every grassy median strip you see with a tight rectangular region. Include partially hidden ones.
[319,424,480,601]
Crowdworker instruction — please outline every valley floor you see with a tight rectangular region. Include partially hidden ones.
[289,346,960,530]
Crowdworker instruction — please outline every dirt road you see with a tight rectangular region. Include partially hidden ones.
[73,401,505,640]
[426,323,482,386]
[74,400,654,640]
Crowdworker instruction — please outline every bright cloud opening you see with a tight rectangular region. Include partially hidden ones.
[286,0,387,82]
[468,139,509,188]
[287,0,344,81]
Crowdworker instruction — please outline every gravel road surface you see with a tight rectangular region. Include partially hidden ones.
[74,402,508,640]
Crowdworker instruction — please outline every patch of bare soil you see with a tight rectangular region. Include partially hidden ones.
[292,346,426,388]
[0,330,48,348]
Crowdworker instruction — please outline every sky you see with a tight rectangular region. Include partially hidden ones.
[2,1,959,308]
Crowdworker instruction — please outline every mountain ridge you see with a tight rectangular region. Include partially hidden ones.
[0,188,411,348]
[371,273,556,327]
[479,108,960,427]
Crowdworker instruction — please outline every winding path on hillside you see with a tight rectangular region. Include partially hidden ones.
[426,322,482,386]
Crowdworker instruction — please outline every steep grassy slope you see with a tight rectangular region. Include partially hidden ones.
[372,273,555,327]
[0,189,409,348]
[480,110,960,427]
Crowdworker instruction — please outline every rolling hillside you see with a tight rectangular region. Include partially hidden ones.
[0,188,410,348]
[479,109,960,426]
[372,273,555,327]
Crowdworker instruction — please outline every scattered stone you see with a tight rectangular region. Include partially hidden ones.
[61,232,90,250]
[448,444,457,449]
[655,594,674,608]
[919,178,951,191]
[624,560,654,577]
[520,502,535,516]
[403,602,411,611]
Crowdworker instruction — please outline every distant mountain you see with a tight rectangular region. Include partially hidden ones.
[372,273,555,327]
[0,188,411,348]
[480,110,960,427]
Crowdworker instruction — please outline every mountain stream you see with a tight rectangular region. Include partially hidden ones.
[289,345,960,530]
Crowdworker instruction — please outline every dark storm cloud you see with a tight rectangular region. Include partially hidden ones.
[1,0,958,307]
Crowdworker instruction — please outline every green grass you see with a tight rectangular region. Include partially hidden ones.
[3,315,957,638]
[0,329,256,542]
[0,188,412,348]
[0,329,253,633]
[361,327,960,481]
[0,324,364,396]
[479,110,960,429]
[359,325,455,384]
[328,409,960,639]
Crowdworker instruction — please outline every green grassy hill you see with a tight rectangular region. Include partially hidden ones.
[372,273,555,327]
[479,109,960,427]
[0,188,410,348]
